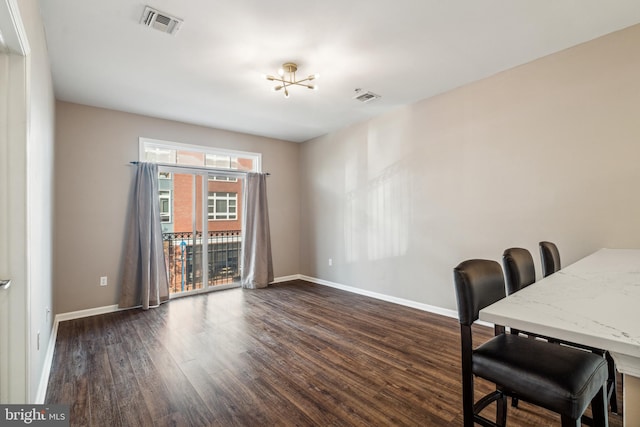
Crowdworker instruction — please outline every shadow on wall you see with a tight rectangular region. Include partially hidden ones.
[344,160,412,263]
[343,112,415,264]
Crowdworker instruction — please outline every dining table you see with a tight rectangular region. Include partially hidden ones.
[479,248,640,427]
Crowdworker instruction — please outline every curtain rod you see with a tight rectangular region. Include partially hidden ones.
[129,161,270,176]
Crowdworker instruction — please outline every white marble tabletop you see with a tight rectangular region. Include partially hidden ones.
[480,248,640,426]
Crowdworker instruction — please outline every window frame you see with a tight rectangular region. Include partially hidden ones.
[159,189,172,223]
[139,137,262,173]
[208,191,238,221]
[209,176,238,183]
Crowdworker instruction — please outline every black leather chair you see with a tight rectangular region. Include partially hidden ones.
[454,259,608,427]
[502,247,535,295]
[502,248,548,340]
[540,241,561,277]
[502,247,545,408]
[537,241,618,413]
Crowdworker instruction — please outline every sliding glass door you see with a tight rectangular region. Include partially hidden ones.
[160,170,244,296]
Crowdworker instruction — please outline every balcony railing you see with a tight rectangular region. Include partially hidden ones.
[162,230,242,294]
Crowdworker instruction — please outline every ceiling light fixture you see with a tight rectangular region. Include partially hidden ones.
[264,62,319,98]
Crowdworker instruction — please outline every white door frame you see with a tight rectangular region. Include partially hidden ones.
[0,0,31,403]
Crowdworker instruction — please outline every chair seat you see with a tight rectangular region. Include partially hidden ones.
[473,334,608,420]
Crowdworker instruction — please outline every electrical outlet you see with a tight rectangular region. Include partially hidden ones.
[328,258,333,266]
[100,276,108,286]
[37,331,40,351]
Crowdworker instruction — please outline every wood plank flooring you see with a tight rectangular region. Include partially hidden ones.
[46,280,623,426]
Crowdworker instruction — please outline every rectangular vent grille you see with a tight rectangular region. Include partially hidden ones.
[353,90,381,103]
[140,6,183,35]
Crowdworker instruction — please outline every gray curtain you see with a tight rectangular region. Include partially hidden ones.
[241,172,274,289]
[119,162,170,309]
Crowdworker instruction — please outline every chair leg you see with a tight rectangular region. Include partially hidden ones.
[590,385,609,427]
[496,391,507,427]
[606,352,618,414]
[462,377,474,427]
[560,415,580,427]
[461,327,475,427]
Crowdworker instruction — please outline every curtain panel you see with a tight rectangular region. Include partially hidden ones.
[119,162,170,309]
[241,172,274,289]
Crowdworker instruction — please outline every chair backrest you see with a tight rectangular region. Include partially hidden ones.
[539,241,561,277]
[502,248,536,295]
[453,259,506,326]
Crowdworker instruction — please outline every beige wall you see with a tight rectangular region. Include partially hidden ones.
[300,24,640,311]
[54,102,300,314]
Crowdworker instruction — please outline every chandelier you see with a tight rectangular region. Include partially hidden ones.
[264,62,319,98]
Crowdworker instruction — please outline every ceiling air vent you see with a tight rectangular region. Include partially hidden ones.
[140,6,183,35]
[353,89,381,103]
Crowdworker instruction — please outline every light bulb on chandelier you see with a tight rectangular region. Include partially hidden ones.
[264,62,319,98]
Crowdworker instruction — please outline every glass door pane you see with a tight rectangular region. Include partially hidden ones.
[193,174,205,290]
[161,172,204,294]
[206,174,243,286]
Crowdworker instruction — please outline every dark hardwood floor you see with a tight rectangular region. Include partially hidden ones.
[46,280,623,426]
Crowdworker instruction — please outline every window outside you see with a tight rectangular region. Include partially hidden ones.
[208,192,237,220]
[159,190,171,223]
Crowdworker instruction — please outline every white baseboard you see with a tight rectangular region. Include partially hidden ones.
[34,320,58,404]
[298,275,459,319]
[54,304,122,323]
[271,274,301,284]
[298,275,494,327]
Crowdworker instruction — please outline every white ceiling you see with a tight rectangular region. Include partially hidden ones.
[37,1,640,143]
